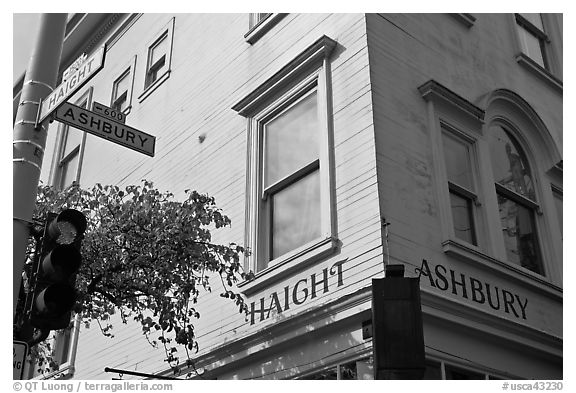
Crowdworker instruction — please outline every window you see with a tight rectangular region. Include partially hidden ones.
[244,13,286,44]
[233,36,337,290]
[263,91,321,263]
[441,127,478,245]
[112,70,130,112]
[420,82,562,282]
[26,316,81,379]
[146,33,168,87]
[249,13,271,29]
[51,89,92,190]
[515,13,548,69]
[111,56,136,114]
[489,125,543,274]
[423,359,512,380]
[299,358,373,380]
[513,14,562,90]
[139,17,174,101]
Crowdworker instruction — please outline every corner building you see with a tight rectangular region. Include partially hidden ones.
[15,13,562,380]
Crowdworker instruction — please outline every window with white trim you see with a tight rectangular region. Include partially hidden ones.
[420,81,562,281]
[233,36,338,289]
[515,13,549,69]
[245,13,286,44]
[139,17,174,101]
[111,56,136,114]
[249,13,271,30]
[513,13,562,90]
[441,126,479,245]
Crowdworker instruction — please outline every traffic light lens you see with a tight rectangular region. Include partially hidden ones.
[35,284,76,315]
[42,244,81,281]
[47,208,87,244]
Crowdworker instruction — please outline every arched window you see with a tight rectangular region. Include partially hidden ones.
[488,124,543,274]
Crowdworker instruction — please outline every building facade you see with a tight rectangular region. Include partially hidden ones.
[14,13,562,380]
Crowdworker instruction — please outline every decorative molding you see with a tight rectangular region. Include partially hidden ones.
[441,239,563,300]
[418,79,485,123]
[515,53,563,92]
[244,13,287,44]
[232,35,338,116]
[421,289,563,359]
[238,237,338,295]
[161,286,373,379]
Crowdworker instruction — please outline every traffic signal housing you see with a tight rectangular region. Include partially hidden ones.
[29,209,87,331]
[371,264,425,379]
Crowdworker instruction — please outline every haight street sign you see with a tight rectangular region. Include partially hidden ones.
[37,46,106,125]
[54,102,156,157]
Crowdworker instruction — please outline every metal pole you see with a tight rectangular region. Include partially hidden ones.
[13,13,68,317]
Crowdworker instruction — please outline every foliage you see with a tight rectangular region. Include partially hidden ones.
[27,180,252,377]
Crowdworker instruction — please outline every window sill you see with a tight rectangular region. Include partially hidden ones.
[137,70,171,103]
[238,236,339,295]
[515,53,563,92]
[244,13,287,45]
[442,239,562,299]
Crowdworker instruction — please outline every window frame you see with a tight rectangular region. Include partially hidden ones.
[421,82,562,289]
[512,13,562,91]
[244,13,286,44]
[440,123,481,246]
[488,123,545,276]
[26,315,82,380]
[50,88,93,190]
[138,17,175,102]
[232,36,338,294]
[110,55,136,115]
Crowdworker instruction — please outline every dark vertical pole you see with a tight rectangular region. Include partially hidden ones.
[372,264,425,379]
[13,13,68,317]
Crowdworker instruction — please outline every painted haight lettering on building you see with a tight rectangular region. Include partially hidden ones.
[248,259,347,325]
[417,260,529,320]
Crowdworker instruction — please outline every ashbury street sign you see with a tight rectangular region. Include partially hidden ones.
[37,46,106,125]
[55,102,156,157]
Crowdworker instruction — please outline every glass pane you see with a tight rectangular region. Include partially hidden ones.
[518,26,545,68]
[339,360,358,380]
[450,191,476,245]
[489,126,536,201]
[264,92,318,187]
[445,365,484,380]
[114,71,130,101]
[497,194,542,274]
[442,133,473,189]
[60,152,79,189]
[271,170,320,259]
[150,34,167,65]
[520,13,544,30]
[300,367,337,380]
[62,128,83,158]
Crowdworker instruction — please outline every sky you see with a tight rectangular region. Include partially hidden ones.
[12,13,41,83]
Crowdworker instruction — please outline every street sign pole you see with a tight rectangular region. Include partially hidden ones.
[13,14,68,318]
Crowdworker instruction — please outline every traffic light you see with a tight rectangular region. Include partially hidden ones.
[29,209,87,331]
